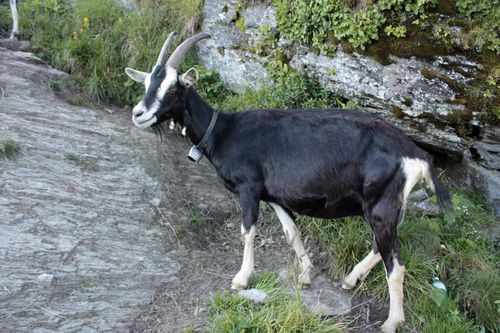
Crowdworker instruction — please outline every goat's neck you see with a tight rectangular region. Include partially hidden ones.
[184,87,215,146]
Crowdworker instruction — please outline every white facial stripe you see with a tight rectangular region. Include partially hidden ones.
[156,67,178,100]
[144,73,152,90]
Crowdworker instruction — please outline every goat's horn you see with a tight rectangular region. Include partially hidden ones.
[156,31,177,66]
[166,33,211,69]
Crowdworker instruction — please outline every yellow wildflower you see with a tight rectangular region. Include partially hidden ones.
[83,17,90,29]
[72,31,78,40]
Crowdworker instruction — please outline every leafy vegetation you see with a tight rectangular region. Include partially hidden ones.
[274,0,499,54]
[208,272,345,333]
[298,189,499,332]
[7,0,203,105]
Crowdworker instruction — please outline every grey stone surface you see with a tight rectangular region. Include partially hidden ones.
[197,0,271,93]
[280,270,352,317]
[0,48,233,332]
[300,273,352,317]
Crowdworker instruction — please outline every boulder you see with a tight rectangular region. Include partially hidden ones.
[197,0,499,215]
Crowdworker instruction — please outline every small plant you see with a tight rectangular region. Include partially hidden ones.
[384,24,407,38]
[0,139,20,160]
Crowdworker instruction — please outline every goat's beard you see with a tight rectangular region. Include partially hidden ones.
[151,122,168,141]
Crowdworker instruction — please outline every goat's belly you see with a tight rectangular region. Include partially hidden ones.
[282,196,363,219]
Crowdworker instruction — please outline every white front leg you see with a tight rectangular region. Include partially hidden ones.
[231,225,256,290]
[270,203,313,288]
[381,259,405,333]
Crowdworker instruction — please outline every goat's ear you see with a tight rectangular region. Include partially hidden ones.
[180,67,199,87]
[125,67,148,83]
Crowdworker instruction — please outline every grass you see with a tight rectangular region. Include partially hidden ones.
[207,272,345,333]
[297,189,498,332]
[0,139,20,160]
[7,0,204,105]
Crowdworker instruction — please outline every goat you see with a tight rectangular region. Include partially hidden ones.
[125,32,452,333]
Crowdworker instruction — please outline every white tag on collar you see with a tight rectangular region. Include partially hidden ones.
[188,146,203,163]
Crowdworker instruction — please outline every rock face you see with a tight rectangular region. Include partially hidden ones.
[197,0,499,214]
[0,48,232,332]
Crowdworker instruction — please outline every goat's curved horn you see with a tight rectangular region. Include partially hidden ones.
[156,31,177,66]
[166,33,211,69]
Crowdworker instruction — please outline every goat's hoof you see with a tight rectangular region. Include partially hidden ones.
[341,273,357,290]
[341,279,355,290]
[341,282,353,290]
[298,273,312,289]
[380,318,404,333]
[231,270,253,291]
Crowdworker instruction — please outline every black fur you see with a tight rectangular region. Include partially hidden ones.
[157,86,452,277]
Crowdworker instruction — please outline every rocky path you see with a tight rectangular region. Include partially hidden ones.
[0,47,232,332]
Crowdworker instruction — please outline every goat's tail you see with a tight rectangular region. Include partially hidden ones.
[424,163,454,220]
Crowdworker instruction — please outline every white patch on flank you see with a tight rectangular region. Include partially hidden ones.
[269,203,313,287]
[181,127,187,137]
[342,250,382,289]
[231,225,256,290]
[381,258,405,333]
[401,157,433,207]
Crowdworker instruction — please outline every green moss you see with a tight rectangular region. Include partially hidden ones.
[235,15,246,32]
[403,97,414,107]
[392,105,405,118]
[421,68,438,80]
[447,109,473,123]
[432,0,459,15]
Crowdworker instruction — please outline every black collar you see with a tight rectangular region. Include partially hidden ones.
[196,111,219,149]
[187,111,219,163]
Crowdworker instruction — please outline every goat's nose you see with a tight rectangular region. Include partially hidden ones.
[132,105,144,117]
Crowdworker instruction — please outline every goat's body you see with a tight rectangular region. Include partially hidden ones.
[126,35,452,332]
[209,107,431,220]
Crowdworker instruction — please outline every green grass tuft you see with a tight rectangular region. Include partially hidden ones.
[0,139,20,159]
[208,273,345,333]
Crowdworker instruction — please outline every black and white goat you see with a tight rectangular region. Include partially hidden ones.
[125,32,451,333]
